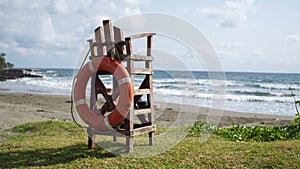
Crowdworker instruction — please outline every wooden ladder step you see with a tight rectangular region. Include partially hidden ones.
[134,89,150,95]
[128,68,153,75]
[134,108,151,115]
[131,125,156,136]
[123,55,154,61]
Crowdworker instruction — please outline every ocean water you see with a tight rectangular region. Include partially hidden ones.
[0,69,299,116]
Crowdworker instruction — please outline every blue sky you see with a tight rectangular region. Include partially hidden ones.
[0,0,299,73]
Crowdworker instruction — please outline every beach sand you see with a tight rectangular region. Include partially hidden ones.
[0,93,295,131]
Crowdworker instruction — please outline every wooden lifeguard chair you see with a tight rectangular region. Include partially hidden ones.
[86,20,156,153]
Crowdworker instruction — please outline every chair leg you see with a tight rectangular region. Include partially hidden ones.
[126,136,133,153]
[149,132,155,146]
[113,136,119,142]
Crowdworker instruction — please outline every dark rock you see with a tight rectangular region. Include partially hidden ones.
[0,69,42,81]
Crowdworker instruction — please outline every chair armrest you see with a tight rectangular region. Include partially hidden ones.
[124,33,155,56]
[128,33,156,39]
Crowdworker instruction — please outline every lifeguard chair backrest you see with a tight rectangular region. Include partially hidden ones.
[89,20,125,58]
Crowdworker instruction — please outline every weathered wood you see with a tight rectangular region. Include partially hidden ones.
[126,136,133,153]
[132,125,156,136]
[127,68,154,75]
[86,20,156,153]
[134,89,150,95]
[149,131,155,146]
[92,41,119,47]
[94,26,105,56]
[123,55,154,61]
[113,136,119,142]
[148,76,154,125]
[86,124,156,137]
[134,108,151,115]
[146,35,155,146]
[147,35,153,57]
[87,39,96,58]
[148,73,155,146]
[130,33,156,39]
[113,26,126,55]
[103,20,114,52]
[113,26,122,42]
[125,37,133,56]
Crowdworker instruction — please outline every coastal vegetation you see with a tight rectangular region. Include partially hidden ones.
[0,53,14,70]
[189,120,300,142]
[1,120,299,168]
[0,53,42,81]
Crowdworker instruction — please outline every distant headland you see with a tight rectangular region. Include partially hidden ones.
[0,53,42,81]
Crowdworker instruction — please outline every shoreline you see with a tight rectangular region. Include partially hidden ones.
[0,93,295,131]
[1,90,297,116]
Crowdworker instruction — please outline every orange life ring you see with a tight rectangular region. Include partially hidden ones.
[73,57,133,130]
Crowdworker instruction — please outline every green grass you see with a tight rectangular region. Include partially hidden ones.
[215,125,300,142]
[1,121,300,168]
[189,121,300,142]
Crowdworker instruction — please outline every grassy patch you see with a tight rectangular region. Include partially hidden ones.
[1,121,300,168]
[189,121,300,142]
[215,125,300,142]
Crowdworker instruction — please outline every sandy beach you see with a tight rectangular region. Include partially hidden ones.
[0,93,295,131]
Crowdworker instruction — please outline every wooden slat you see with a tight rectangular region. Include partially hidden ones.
[122,55,153,61]
[93,42,115,47]
[87,125,156,137]
[87,39,96,57]
[113,26,122,42]
[130,33,156,39]
[125,37,132,55]
[134,89,150,95]
[128,68,153,75]
[103,20,114,52]
[88,124,156,136]
[134,108,151,115]
[147,35,152,56]
[132,125,156,136]
[113,26,126,55]
[94,26,105,56]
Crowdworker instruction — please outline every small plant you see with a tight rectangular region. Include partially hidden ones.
[214,125,300,142]
[290,115,300,126]
[188,121,216,137]
[189,121,300,142]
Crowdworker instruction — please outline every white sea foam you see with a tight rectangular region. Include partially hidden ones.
[1,69,299,116]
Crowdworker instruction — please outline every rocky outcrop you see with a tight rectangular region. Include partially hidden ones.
[0,69,42,81]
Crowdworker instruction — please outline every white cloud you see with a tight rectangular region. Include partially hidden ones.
[216,41,242,49]
[251,49,263,57]
[215,41,241,60]
[197,0,256,28]
[217,50,235,58]
[286,34,299,43]
[0,0,143,67]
